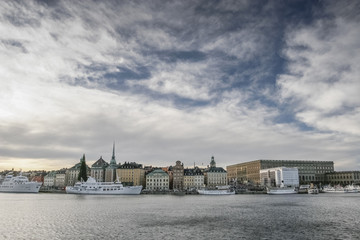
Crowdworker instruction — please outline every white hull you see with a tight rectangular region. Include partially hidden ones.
[197,189,235,195]
[0,182,42,193]
[322,186,346,193]
[65,177,142,195]
[267,188,297,195]
[308,188,319,194]
[65,185,142,195]
[322,190,345,193]
[0,173,42,193]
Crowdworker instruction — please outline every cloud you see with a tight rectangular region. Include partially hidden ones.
[277,1,360,136]
[0,0,359,171]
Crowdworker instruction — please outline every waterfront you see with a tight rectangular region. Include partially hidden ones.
[1,193,359,239]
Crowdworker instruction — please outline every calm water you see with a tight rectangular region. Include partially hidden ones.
[0,193,359,240]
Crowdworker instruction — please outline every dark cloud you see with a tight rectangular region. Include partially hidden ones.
[152,50,207,63]
[1,39,28,53]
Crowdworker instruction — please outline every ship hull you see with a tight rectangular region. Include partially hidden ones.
[0,182,42,193]
[267,188,297,195]
[65,185,142,195]
[197,189,235,195]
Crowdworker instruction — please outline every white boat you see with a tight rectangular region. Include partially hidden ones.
[0,173,42,193]
[65,177,142,195]
[322,185,346,193]
[308,188,319,194]
[267,187,297,195]
[197,189,235,195]
[344,185,359,193]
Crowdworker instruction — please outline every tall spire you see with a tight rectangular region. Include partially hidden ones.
[110,141,117,166]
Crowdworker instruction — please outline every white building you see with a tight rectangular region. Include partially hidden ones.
[206,156,227,188]
[55,170,66,188]
[146,169,169,191]
[44,171,56,187]
[260,167,299,187]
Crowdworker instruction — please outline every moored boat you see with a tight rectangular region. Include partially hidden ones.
[197,189,235,195]
[308,188,319,194]
[322,185,345,193]
[344,185,359,193]
[0,172,42,193]
[65,177,142,195]
[267,187,297,195]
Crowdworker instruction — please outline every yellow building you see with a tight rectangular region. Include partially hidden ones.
[325,171,360,185]
[116,162,145,187]
[184,168,204,190]
[227,159,334,185]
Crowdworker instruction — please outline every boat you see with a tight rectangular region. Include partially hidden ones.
[322,185,346,193]
[344,185,359,193]
[267,187,297,195]
[308,188,319,194]
[65,177,142,195]
[197,186,235,195]
[298,185,310,194]
[197,189,235,195]
[0,172,42,193]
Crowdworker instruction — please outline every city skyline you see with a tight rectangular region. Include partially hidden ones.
[1,1,359,171]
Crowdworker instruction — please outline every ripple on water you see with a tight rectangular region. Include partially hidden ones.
[1,194,360,239]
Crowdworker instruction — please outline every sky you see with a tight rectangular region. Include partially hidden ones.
[0,0,359,171]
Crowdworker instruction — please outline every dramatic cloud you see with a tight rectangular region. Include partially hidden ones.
[0,0,359,171]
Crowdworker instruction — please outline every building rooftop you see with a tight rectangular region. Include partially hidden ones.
[91,157,109,168]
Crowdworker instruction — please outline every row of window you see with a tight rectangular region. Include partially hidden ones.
[147,179,169,182]
[328,175,359,180]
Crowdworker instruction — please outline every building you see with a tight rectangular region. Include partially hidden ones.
[227,160,334,185]
[184,169,194,190]
[55,169,66,188]
[105,143,118,182]
[184,167,205,190]
[116,162,145,187]
[162,166,173,190]
[65,154,90,186]
[44,171,56,187]
[325,171,360,185]
[206,156,227,188]
[91,156,109,182]
[173,160,184,190]
[260,167,299,187]
[146,169,169,191]
[31,174,44,184]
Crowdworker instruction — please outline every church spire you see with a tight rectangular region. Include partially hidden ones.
[110,142,117,166]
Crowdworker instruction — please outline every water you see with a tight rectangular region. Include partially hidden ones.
[0,193,359,240]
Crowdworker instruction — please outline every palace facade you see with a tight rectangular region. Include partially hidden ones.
[227,159,334,185]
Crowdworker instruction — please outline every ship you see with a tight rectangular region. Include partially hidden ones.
[266,187,298,195]
[0,172,42,193]
[322,185,346,193]
[307,188,319,194]
[344,185,359,193]
[197,186,235,195]
[65,177,143,195]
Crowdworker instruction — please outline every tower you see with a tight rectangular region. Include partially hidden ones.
[109,142,117,166]
[105,142,118,182]
[210,156,216,168]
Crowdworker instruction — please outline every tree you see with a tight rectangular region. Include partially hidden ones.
[78,154,88,182]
